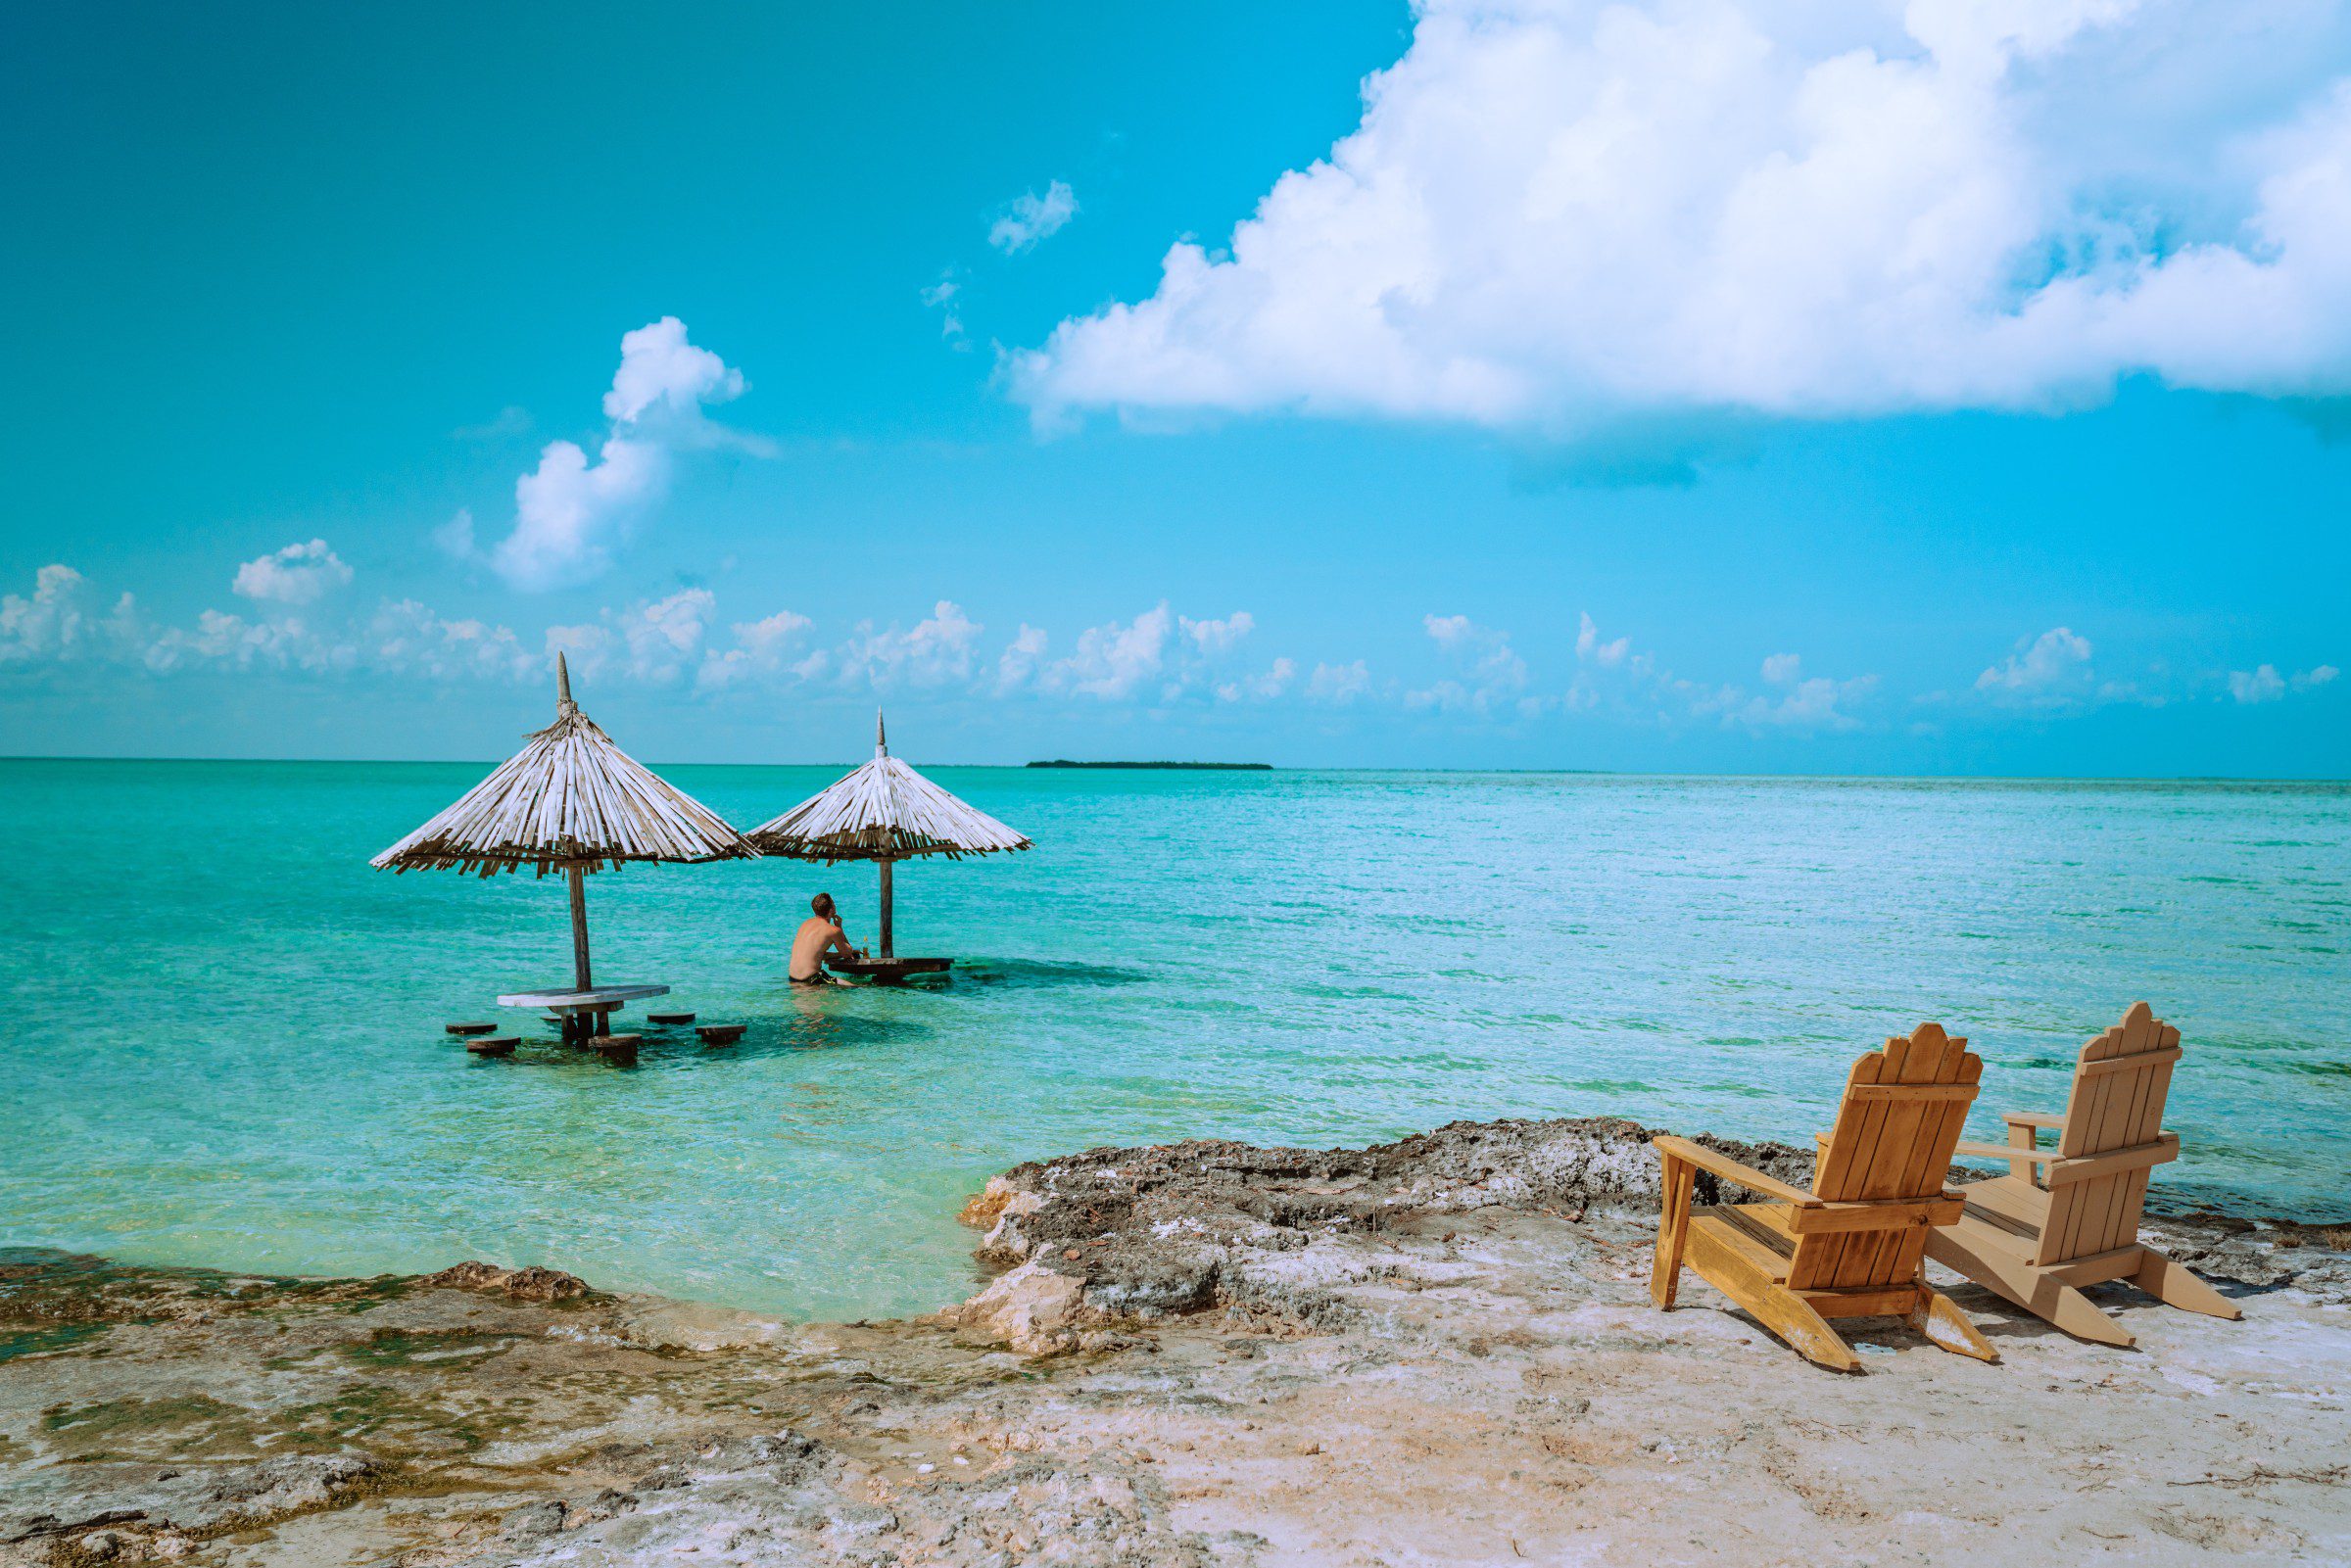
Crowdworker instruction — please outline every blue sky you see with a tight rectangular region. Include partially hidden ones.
[3,1,2346,773]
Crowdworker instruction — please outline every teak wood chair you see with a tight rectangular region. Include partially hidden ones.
[1923,1002,2239,1347]
[1650,1023,1995,1372]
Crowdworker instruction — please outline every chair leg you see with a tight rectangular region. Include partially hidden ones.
[1651,1156,1696,1310]
[2135,1246,2242,1321]
[1752,1286,1861,1372]
[1909,1288,1997,1363]
[1682,1221,1859,1370]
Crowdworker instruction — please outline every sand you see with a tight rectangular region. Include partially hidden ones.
[3,1117,2346,1566]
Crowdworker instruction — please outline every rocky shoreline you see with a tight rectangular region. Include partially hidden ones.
[5,1117,2348,1566]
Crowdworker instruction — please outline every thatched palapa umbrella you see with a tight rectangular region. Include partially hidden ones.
[372,655,756,1029]
[748,712,1029,973]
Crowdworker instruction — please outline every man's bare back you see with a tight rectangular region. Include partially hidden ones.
[791,894,861,981]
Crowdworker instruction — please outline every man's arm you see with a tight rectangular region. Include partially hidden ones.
[827,922,860,960]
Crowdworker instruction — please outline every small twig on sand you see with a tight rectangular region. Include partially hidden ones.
[2169,1465,2348,1491]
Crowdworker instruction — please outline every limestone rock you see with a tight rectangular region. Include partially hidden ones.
[949,1260,1084,1354]
[419,1260,590,1302]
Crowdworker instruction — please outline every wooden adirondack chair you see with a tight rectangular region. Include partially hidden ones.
[1923,1002,2239,1347]
[1650,1023,1995,1372]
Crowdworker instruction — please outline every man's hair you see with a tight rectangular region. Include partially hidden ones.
[811,892,836,919]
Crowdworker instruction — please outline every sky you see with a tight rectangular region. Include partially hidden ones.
[3,0,2347,774]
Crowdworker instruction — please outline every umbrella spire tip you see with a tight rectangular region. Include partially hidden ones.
[875,708,888,756]
[556,651,576,713]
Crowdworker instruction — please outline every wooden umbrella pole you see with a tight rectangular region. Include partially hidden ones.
[567,865,594,991]
[878,857,894,960]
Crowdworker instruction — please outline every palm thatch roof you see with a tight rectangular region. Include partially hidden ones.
[747,712,1031,864]
[372,655,757,878]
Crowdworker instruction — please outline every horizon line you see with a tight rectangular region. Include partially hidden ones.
[1,753,2345,785]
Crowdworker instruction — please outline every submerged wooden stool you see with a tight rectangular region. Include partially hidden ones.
[446,1022,497,1036]
[589,1032,640,1064]
[465,1035,518,1057]
[648,1011,696,1025]
[696,1024,744,1045]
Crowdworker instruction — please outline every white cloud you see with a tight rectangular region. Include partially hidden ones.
[1308,658,1373,704]
[487,318,761,592]
[923,269,970,349]
[1013,1,2351,433]
[432,509,476,561]
[2229,663,2287,703]
[602,315,747,423]
[1044,602,1176,699]
[232,539,353,605]
[1557,613,1878,732]
[1216,657,1298,703]
[1413,613,1528,710]
[825,600,984,691]
[621,589,717,684]
[2225,662,2337,703]
[1,565,92,663]
[1575,612,1630,668]
[494,435,668,591]
[1423,613,1471,648]
[144,609,349,676]
[1976,626,2094,702]
[1180,610,1256,655]
[6,559,534,686]
[989,180,1079,254]
[697,608,816,691]
[993,624,1049,693]
[371,599,537,684]
[1722,651,1876,731]
[546,588,728,687]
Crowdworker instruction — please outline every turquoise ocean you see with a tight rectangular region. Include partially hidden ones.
[3,759,2345,1320]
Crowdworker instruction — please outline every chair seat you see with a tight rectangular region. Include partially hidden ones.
[1691,1206,1940,1321]
[1692,1205,1797,1281]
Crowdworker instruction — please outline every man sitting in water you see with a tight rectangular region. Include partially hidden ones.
[790,892,864,983]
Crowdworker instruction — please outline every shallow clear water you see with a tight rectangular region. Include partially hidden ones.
[3,760,2345,1318]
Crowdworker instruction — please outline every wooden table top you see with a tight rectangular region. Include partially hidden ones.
[496,983,670,1010]
[825,957,953,977]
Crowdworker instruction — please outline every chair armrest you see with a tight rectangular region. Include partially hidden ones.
[2043,1133,2181,1185]
[2002,1112,2065,1130]
[1952,1140,2056,1165]
[1651,1135,1817,1208]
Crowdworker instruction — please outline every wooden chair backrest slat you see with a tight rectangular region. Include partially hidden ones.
[2039,1002,2183,1265]
[1789,1023,1981,1292]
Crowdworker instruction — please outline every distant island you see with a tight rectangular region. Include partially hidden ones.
[1026,760,1273,771]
